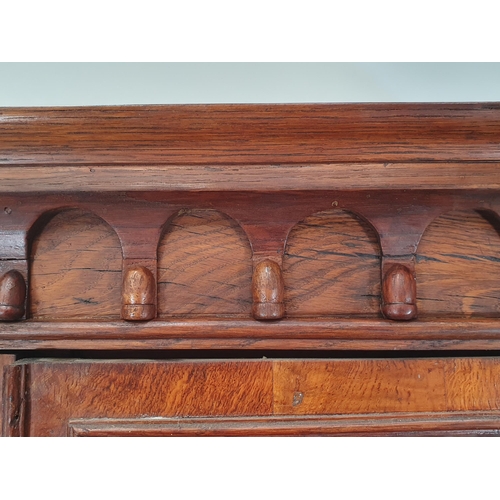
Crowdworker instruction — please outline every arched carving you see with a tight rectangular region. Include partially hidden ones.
[30,209,122,319]
[416,209,500,317]
[283,209,381,317]
[158,209,252,317]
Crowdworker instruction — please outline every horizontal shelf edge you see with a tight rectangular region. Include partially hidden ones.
[1,318,500,350]
[2,163,500,192]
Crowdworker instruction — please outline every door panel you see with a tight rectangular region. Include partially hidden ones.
[3,357,500,436]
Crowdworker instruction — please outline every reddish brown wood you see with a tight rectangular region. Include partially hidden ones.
[3,318,500,351]
[2,104,500,437]
[416,209,500,318]
[0,270,26,321]
[3,357,500,436]
[273,358,500,415]
[121,266,156,321]
[67,413,500,437]
[284,210,380,317]
[1,363,27,437]
[18,359,273,436]
[2,104,500,166]
[252,259,285,320]
[381,264,417,320]
[0,354,15,432]
[157,210,252,317]
[29,209,122,320]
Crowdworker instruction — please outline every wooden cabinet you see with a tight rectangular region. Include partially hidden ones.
[2,103,500,436]
[4,357,500,436]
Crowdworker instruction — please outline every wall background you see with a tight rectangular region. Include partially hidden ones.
[1,63,500,106]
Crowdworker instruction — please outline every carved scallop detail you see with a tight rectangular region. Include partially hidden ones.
[283,209,381,317]
[417,209,500,318]
[30,209,122,319]
[158,210,252,317]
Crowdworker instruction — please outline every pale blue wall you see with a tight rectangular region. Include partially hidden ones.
[1,63,499,106]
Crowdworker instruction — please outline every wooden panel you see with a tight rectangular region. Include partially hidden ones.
[273,358,500,415]
[30,209,122,319]
[0,354,15,433]
[3,164,500,192]
[158,210,252,317]
[417,210,500,318]
[5,357,500,436]
[67,412,500,437]
[1,363,27,437]
[284,210,380,317]
[442,359,500,411]
[2,104,500,166]
[25,359,273,436]
[4,318,500,351]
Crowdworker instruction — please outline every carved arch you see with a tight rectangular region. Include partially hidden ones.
[416,208,500,318]
[283,209,381,317]
[29,208,123,319]
[158,209,253,317]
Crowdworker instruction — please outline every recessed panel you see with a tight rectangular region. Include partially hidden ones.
[30,209,122,319]
[417,210,500,317]
[158,210,252,317]
[283,210,381,317]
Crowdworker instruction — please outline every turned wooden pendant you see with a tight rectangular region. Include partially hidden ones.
[0,270,26,321]
[252,259,285,320]
[121,266,156,321]
[381,264,417,321]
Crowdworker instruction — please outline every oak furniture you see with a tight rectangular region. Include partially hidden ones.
[2,103,500,436]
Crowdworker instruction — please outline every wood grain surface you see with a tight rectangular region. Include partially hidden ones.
[4,104,500,438]
[2,104,500,166]
[0,270,26,320]
[284,210,381,317]
[417,209,500,317]
[29,209,122,319]
[121,266,156,321]
[273,358,500,414]
[67,413,500,437]
[2,164,500,192]
[4,318,500,350]
[23,359,273,436]
[158,210,252,317]
[4,357,500,436]
[0,354,15,433]
[15,199,500,324]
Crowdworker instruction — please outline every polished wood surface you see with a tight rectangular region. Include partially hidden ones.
[3,357,500,436]
[67,413,500,437]
[381,264,417,320]
[252,259,285,320]
[2,104,500,437]
[0,271,26,321]
[4,318,500,351]
[1,200,498,350]
[4,359,273,436]
[2,104,500,166]
[22,203,500,323]
[122,266,156,321]
[273,358,500,414]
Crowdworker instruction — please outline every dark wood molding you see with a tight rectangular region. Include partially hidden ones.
[2,103,500,165]
[2,318,500,351]
[67,412,500,437]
